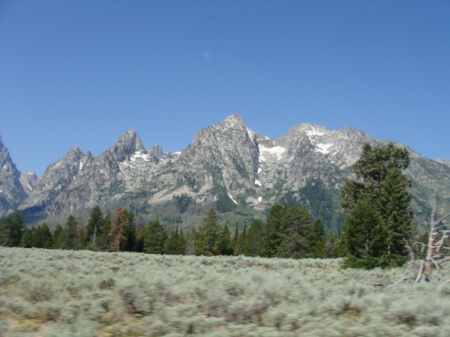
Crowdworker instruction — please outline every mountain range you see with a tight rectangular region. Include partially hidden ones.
[1,115,449,232]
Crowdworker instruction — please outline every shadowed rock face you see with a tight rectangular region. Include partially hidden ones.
[5,115,450,231]
[0,136,37,215]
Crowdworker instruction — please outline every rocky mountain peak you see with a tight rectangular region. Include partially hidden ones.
[0,136,36,215]
[111,129,145,162]
[0,137,19,176]
[62,146,84,163]
[220,114,246,128]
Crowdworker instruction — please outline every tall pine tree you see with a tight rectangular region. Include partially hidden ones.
[143,220,167,254]
[341,143,413,268]
[85,206,104,249]
[277,206,312,259]
[61,215,78,250]
[194,209,221,255]
[109,206,127,252]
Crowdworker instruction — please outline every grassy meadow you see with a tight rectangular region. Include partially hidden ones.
[1,247,450,337]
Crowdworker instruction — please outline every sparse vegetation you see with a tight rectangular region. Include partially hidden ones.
[1,247,450,336]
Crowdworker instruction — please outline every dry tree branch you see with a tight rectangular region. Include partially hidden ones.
[371,191,450,288]
[415,260,425,282]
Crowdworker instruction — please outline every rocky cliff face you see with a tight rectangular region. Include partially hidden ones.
[7,115,450,231]
[0,137,37,215]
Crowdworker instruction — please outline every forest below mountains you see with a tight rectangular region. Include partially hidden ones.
[0,204,344,260]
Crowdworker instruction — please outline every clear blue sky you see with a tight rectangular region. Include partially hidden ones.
[1,0,449,177]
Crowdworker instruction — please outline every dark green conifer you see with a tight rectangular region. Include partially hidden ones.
[85,206,104,249]
[1,212,25,247]
[277,206,312,259]
[143,220,167,254]
[245,220,265,257]
[264,204,287,257]
[308,219,327,258]
[194,209,221,255]
[61,215,79,250]
[217,225,233,255]
[122,209,137,251]
[52,224,63,249]
[20,228,34,248]
[341,143,413,268]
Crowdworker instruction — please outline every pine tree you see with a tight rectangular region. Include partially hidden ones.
[177,229,187,255]
[217,225,233,255]
[164,227,186,255]
[109,206,127,252]
[34,223,53,249]
[61,215,79,250]
[264,204,287,257]
[308,219,327,258]
[52,224,63,249]
[342,198,388,269]
[143,220,167,254]
[235,222,247,255]
[277,206,312,259]
[74,223,86,250]
[85,206,104,249]
[135,224,146,252]
[1,212,25,247]
[231,225,239,255]
[20,228,34,248]
[341,143,413,268]
[245,220,265,257]
[97,213,112,251]
[194,209,221,255]
[122,209,137,251]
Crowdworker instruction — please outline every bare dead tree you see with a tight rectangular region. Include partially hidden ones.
[369,192,450,288]
[412,192,450,282]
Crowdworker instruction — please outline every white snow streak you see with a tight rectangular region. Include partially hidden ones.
[228,193,238,205]
[258,196,262,202]
[306,126,324,137]
[316,143,333,154]
[255,179,262,186]
[130,151,151,162]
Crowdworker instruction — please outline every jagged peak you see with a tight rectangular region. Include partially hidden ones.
[62,146,84,161]
[115,129,145,152]
[220,114,246,128]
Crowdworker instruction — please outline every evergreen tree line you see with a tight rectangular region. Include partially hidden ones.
[1,204,344,258]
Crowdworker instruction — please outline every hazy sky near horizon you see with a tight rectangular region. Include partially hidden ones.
[1,0,449,177]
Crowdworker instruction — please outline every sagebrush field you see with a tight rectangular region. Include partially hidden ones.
[1,247,450,337]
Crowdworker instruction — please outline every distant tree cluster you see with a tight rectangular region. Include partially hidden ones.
[192,206,340,258]
[1,204,340,259]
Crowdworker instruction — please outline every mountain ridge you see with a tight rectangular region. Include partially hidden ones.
[1,115,449,232]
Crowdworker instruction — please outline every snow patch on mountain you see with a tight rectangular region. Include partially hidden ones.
[259,145,286,163]
[130,151,151,162]
[307,126,324,137]
[316,143,333,154]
